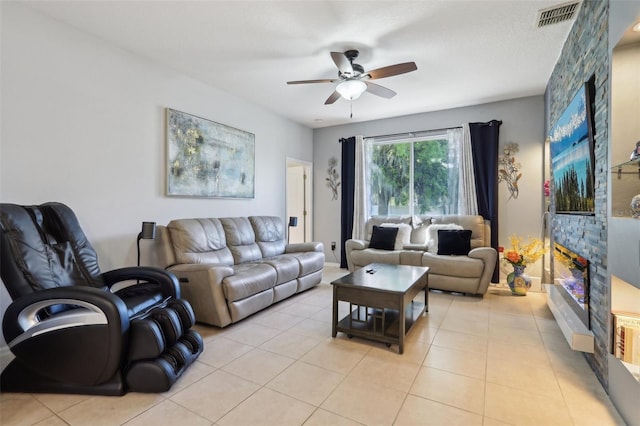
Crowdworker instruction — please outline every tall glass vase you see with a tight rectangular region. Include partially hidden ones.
[507,264,531,296]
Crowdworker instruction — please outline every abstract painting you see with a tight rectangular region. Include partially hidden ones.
[166,108,255,198]
[549,77,596,214]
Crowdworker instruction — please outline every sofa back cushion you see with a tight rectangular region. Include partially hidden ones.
[425,223,464,254]
[380,223,412,250]
[167,218,234,265]
[409,215,433,243]
[431,215,487,249]
[220,217,263,264]
[437,229,473,255]
[249,216,286,257]
[365,215,432,244]
[369,225,399,250]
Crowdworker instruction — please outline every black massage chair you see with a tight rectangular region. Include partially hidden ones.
[0,202,203,395]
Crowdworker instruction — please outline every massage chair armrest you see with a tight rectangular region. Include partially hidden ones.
[285,242,324,253]
[3,286,128,343]
[102,266,180,298]
[2,286,129,385]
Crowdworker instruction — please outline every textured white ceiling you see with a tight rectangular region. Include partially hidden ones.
[22,0,578,128]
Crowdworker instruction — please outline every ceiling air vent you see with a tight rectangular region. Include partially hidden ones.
[535,1,581,28]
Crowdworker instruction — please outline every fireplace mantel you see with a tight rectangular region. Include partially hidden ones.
[546,284,594,353]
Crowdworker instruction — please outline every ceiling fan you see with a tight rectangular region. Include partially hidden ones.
[287,50,417,105]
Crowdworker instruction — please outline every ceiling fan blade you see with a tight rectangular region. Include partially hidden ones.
[287,79,337,85]
[366,62,417,80]
[365,81,396,99]
[324,90,341,105]
[330,52,353,74]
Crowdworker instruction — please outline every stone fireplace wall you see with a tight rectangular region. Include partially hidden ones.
[546,0,609,387]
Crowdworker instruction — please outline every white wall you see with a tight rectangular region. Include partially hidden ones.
[1,2,313,267]
[0,3,312,353]
[611,42,640,166]
[313,96,546,281]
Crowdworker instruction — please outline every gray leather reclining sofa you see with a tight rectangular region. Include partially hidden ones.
[153,216,324,327]
[346,215,497,296]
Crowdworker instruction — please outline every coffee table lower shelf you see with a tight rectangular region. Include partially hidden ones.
[336,302,425,349]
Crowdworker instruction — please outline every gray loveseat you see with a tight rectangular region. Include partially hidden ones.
[345,215,497,296]
[153,216,324,327]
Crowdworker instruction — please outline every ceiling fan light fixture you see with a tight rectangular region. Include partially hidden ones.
[336,79,367,100]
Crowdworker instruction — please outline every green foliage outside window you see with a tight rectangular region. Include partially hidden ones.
[414,139,449,214]
[367,138,451,216]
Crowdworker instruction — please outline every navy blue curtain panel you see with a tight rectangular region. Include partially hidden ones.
[469,120,501,283]
[340,137,356,268]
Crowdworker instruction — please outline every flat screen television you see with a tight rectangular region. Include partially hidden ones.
[549,75,596,215]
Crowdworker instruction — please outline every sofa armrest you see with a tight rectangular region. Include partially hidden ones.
[468,247,498,295]
[344,239,369,271]
[167,264,235,327]
[345,239,368,250]
[285,242,324,253]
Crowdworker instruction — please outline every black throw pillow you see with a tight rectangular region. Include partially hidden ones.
[437,229,472,255]
[369,225,399,250]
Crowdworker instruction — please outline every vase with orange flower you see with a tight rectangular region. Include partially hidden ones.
[503,235,547,296]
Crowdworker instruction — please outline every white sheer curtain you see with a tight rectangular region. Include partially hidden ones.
[352,135,368,240]
[448,125,478,215]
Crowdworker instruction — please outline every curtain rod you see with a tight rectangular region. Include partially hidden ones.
[339,120,502,142]
[339,126,461,143]
[365,125,462,140]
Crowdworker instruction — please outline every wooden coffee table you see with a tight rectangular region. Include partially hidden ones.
[331,263,429,354]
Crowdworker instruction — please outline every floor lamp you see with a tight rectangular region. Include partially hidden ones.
[137,221,156,266]
[288,216,298,244]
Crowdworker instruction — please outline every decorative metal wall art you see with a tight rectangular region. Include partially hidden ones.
[498,142,522,199]
[166,109,255,198]
[326,157,340,200]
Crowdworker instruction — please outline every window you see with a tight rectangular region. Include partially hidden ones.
[365,131,461,217]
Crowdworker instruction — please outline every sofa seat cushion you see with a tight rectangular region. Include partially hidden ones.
[421,253,483,278]
[286,252,324,276]
[260,255,300,284]
[350,248,401,267]
[223,263,277,302]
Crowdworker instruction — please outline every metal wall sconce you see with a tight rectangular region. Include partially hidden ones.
[137,221,156,266]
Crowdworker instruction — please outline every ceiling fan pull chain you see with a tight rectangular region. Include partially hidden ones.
[350,102,353,119]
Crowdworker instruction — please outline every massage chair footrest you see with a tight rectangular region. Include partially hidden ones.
[126,329,204,393]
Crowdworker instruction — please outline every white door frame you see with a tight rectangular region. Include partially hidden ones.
[285,157,313,243]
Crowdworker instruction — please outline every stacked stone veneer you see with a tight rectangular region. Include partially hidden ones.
[546,0,609,387]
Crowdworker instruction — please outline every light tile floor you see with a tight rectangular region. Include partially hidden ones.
[0,264,626,425]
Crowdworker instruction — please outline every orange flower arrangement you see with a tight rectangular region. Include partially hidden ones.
[503,235,547,267]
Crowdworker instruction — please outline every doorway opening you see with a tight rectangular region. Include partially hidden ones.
[286,158,312,243]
